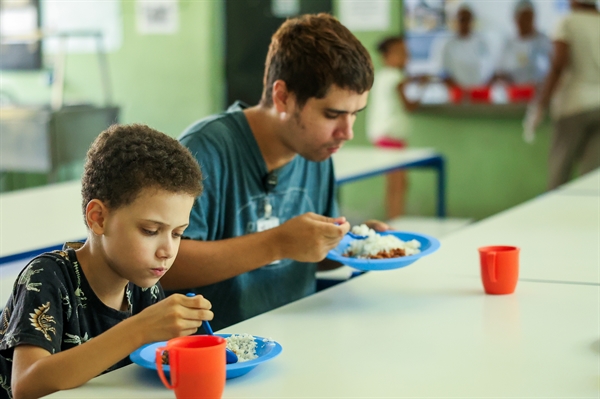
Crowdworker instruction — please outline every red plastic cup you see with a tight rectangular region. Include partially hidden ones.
[508,85,535,102]
[156,335,226,399]
[468,86,491,103]
[478,246,520,295]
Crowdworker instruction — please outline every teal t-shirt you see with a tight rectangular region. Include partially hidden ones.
[176,102,338,330]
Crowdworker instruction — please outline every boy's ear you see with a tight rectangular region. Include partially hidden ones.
[85,199,108,235]
[272,80,294,115]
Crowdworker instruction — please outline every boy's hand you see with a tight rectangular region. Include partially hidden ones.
[133,294,213,344]
[274,212,349,262]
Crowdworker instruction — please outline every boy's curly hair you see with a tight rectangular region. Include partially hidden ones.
[81,124,202,224]
[260,13,374,109]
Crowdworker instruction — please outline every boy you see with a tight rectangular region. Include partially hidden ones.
[161,13,386,330]
[366,35,428,219]
[0,124,213,399]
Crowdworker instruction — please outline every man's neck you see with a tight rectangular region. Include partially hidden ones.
[243,105,296,172]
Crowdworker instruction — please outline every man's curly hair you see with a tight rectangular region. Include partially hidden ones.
[81,124,202,225]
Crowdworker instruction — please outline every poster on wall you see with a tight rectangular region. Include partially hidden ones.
[42,0,123,53]
[338,0,391,31]
[136,0,179,35]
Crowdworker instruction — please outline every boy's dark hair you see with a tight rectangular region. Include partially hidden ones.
[260,13,374,109]
[81,124,202,223]
[377,36,405,55]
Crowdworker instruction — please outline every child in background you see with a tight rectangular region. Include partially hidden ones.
[0,124,212,399]
[366,35,427,220]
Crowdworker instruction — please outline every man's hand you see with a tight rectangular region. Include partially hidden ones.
[274,213,350,262]
[363,219,392,232]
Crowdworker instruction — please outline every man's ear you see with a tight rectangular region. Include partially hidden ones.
[272,80,295,115]
[85,199,108,235]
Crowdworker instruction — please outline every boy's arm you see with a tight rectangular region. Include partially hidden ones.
[11,294,211,399]
[161,213,350,290]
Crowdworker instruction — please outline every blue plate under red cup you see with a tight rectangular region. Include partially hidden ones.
[130,333,282,379]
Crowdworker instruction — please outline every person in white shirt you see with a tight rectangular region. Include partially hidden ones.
[493,0,552,85]
[366,36,428,219]
[440,3,491,87]
[524,0,600,189]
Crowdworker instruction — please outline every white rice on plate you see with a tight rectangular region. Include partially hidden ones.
[225,333,258,362]
[344,224,421,258]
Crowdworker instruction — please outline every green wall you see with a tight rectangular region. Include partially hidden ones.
[2,0,552,222]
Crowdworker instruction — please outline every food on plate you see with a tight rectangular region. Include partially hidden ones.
[161,333,274,364]
[225,333,258,362]
[343,224,421,259]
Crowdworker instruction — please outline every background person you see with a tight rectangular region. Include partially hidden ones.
[366,35,429,220]
[440,3,491,88]
[492,0,552,85]
[0,124,212,399]
[161,13,387,331]
[523,0,600,188]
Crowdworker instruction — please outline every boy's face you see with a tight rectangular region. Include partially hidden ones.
[97,187,194,288]
[280,85,369,162]
[385,41,408,69]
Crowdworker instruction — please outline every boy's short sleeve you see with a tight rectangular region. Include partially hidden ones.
[0,257,67,357]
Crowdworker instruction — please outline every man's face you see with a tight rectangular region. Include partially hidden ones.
[457,9,473,36]
[280,85,369,162]
[516,9,534,36]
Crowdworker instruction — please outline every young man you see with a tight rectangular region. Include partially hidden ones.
[161,13,378,330]
[0,124,213,399]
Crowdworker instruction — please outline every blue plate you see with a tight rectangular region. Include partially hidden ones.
[130,334,282,379]
[326,230,440,271]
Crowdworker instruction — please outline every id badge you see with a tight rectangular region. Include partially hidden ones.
[256,216,280,232]
[257,217,280,264]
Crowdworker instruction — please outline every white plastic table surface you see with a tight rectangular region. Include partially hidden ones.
[419,192,600,285]
[332,146,446,217]
[0,180,86,260]
[332,146,440,182]
[46,266,600,398]
[557,168,600,196]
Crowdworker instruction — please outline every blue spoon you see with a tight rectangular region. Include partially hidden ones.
[186,293,238,364]
[346,231,368,240]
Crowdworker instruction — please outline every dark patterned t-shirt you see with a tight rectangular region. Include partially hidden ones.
[0,244,164,399]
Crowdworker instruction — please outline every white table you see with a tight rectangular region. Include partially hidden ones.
[422,192,600,285]
[0,180,86,263]
[47,267,600,398]
[556,168,599,196]
[333,146,446,217]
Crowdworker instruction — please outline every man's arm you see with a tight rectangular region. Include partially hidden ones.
[537,41,569,109]
[161,213,350,290]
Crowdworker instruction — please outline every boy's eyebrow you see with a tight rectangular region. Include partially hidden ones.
[143,219,189,228]
[325,105,367,115]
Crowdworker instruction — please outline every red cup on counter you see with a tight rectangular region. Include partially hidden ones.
[508,85,535,102]
[468,86,491,103]
[478,246,520,295]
